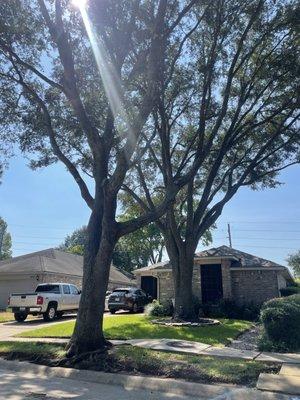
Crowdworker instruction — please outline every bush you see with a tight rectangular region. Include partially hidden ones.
[280,286,300,297]
[202,300,260,321]
[145,300,173,317]
[260,295,300,352]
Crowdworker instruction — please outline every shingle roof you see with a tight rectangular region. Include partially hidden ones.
[135,245,285,273]
[0,248,135,284]
[195,245,283,268]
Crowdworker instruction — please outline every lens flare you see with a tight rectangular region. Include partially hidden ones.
[77,5,137,158]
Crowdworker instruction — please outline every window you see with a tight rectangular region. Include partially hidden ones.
[63,285,70,295]
[35,285,60,294]
[70,285,79,295]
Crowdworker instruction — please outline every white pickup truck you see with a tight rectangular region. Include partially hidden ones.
[7,283,81,322]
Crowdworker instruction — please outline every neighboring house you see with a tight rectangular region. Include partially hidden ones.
[0,248,136,310]
[134,245,294,306]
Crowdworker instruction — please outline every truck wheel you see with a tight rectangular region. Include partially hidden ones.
[14,312,28,322]
[43,304,57,322]
[56,311,63,319]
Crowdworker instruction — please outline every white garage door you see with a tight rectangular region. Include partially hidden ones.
[0,277,37,310]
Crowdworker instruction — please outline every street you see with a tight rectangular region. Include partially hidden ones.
[0,366,198,400]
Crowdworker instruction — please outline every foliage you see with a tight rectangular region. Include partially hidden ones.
[0,217,12,260]
[19,314,252,347]
[287,251,300,277]
[280,286,300,297]
[260,295,300,352]
[59,219,165,272]
[145,300,173,317]
[202,300,261,322]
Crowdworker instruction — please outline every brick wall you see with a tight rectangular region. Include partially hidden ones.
[157,267,201,304]
[221,259,232,299]
[231,269,279,305]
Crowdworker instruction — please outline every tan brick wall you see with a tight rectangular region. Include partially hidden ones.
[157,267,201,304]
[231,269,279,305]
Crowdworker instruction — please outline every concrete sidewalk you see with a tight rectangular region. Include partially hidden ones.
[0,358,295,399]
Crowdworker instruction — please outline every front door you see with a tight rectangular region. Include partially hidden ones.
[201,264,223,303]
[141,276,158,300]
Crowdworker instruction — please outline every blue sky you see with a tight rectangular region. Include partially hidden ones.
[0,155,299,267]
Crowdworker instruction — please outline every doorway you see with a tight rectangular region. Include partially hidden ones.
[141,276,158,299]
[201,264,223,303]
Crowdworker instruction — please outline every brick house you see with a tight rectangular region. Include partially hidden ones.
[134,246,294,306]
[0,248,136,309]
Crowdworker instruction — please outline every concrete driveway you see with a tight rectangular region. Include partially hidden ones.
[0,314,77,341]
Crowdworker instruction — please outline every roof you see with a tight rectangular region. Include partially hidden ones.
[135,245,287,273]
[195,245,283,268]
[0,248,135,285]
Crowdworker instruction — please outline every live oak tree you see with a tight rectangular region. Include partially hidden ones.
[287,251,300,278]
[121,0,300,320]
[0,0,207,354]
[59,218,165,272]
[0,217,12,260]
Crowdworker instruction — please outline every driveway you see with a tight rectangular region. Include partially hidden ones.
[0,314,77,341]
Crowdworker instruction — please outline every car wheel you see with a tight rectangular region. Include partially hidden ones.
[14,312,28,322]
[110,309,116,314]
[132,303,138,313]
[43,304,57,322]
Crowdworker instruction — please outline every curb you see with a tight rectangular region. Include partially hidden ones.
[0,358,255,399]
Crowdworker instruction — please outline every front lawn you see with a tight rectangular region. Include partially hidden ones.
[19,314,251,346]
[0,312,14,323]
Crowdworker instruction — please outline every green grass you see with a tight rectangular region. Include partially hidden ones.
[19,314,251,346]
[0,312,14,323]
[0,341,278,386]
[0,341,65,358]
[0,311,36,323]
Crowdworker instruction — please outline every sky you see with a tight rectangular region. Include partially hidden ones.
[0,155,299,267]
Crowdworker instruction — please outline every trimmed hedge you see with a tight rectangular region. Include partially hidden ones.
[259,295,300,352]
[280,286,300,297]
[202,300,260,321]
[145,300,173,317]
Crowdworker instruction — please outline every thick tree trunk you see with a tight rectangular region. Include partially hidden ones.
[165,235,197,321]
[67,198,117,357]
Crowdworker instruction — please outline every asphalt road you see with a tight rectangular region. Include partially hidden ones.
[0,366,196,400]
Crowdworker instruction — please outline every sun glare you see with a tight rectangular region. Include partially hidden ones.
[76,2,137,159]
[72,0,87,9]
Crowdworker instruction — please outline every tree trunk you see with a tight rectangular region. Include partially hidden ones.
[165,235,197,321]
[67,198,117,357]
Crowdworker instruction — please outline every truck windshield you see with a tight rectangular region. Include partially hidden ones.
[35,285,60,294]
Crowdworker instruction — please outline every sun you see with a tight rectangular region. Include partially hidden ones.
[71,0,87,9]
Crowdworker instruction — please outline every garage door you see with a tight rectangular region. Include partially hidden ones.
[0,278,37,310]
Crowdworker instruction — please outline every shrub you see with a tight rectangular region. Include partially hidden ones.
[280,286,300,297]
[260,295,300,352]
[202,300,260,321]
[145,300,173,317]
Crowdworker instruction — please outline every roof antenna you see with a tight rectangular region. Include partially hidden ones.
[227,223,233,248]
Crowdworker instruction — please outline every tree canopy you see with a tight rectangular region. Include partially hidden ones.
[287,251,300,278]
[0,217,12,260]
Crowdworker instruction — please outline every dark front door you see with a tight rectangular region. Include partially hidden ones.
[141,276,158,299]
[201,264,223,303]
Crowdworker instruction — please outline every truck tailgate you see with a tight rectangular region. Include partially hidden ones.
[9,293,38,308]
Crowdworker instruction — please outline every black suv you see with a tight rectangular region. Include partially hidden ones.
[108,288,151,314]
